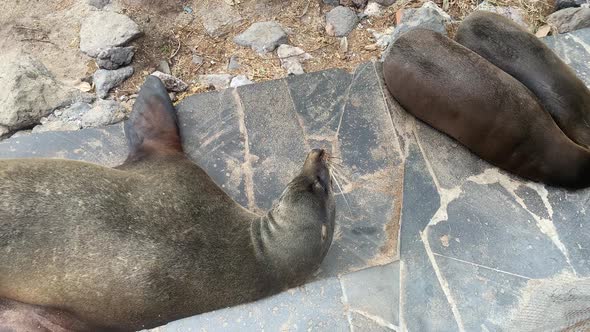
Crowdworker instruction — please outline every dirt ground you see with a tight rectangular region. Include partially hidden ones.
[0,0,554,102]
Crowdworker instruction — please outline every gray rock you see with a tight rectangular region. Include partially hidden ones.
[87,0,110,9]
[325,6,360,37]
[368,26,395,49]
[192,54,204,66]
[150,71,188,92]
[81,99,126,128]
[555,0,589,11]
[197,0,244,37]
[323,0,340,5]
[157,60,171,75]
[32,120,81,134]
[340,0,368,8]
[80,12,142,57]
[477,1,528,29]
[388,1,450,44]
[228,55,241,70]
[230,75,254,88]
[364,2,384,16]
[548,7,590,33]
[0,125,8,137]
[197,74,233,90]
[0,51,93,131]
[234,21,288,53]
[373,0,396,6]
[61,102,93,121]
[93,66,134,99]
[96,46,135,70]
[277,44,312,75]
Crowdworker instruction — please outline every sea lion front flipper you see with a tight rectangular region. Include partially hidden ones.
[124,75,183,162]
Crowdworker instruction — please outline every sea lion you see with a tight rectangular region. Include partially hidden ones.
[456,11,590,149]
[382,29,590,188]
[0,76,336,331]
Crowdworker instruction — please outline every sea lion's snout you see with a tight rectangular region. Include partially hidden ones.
[303,148,332,193]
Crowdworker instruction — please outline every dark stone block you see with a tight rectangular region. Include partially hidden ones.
[548,188,590,276]
[340,261,400,327]
[0,123,127,167]
[515,184,550,220]
[543,28,590,87]
[434,254,529,331]
[428,182,570,279]
[152,277,349,331]
[399,142,458,331]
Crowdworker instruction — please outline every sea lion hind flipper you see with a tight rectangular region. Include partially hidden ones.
[124,75,183,162]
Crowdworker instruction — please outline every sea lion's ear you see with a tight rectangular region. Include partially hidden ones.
[124,76,183,162]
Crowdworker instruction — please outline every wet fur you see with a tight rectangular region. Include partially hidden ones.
[456,11,590,149]
[0,77,335,331]
[382,29,590,188]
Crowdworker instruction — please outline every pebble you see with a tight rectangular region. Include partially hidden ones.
[157,60,172,75]
[277,44,312,75]
[477,1,528,29]
[0,125,8,137]
[364,2,385,17]
[547,7,590,33]
[192,54,204,66]
[96,46,135,70]
[197,0,244,37]
[323,0,340,5]
[80,11,142,57]
[368,27,395,49]
[228,55,241,70]
[230,75,254,87]
[81,99,126,128]
[197,74,233,90]
[325,6,360,37]
[150,71,188,92]
[373,0,396,6]
[87,0,110,9]
[234,21,288,53]
[340,0,368,8]
[93,66,134,99]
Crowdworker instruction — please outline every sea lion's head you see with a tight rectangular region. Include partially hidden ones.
[255,148,336,286]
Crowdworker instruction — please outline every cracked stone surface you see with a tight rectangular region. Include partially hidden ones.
[1,29,590,332]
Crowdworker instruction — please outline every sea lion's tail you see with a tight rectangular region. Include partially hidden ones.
[123,75,184,162]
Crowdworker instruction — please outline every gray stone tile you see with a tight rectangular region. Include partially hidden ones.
[340,261,400,328]
[176,89,249,208]
[548,188,590,276]
[237,78,308,212]
[434,254,529,331]
[428,182,571,279]
[543,28,590,87]
[149,277,349,332]
[0,123,127,167]
[399,142,458,332]
[350,312,397,332]
[514,184,550,220]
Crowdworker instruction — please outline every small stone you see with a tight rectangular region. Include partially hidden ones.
[555,0,589,11]
[87,0,110,9]
[81,99,126,128]
[150,71,188,92]
[234,21,288,53]
[197,74,233,90]
[340,0,368,8]
[277,44,312,75]
[339,37,349,53]
[368,27,395,48]
[192,54,204,66]
[76,82,93,92]
[323,0,340,5]
[96,46,135,70]
[364,2,384,16]
[228,55,241,70]
[0,125,8,137]
[61,102,92,121]
[80,12,141,57]
[364,44,378,51]
[230,75,254,87]
[326,6,360,37]
[373,0,396,6]
[157,60,171,75]
[197,0,244,37]
[32,120,81,134]
[477,1,528,29]
[535,25,551,37]
[547,7,590,33]
[93,66,134,99]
